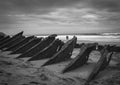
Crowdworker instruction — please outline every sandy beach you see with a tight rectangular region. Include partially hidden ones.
[0,40,120,85]
[0,0,120,84]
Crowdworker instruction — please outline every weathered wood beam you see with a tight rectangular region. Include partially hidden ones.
[0,36,11,46]
[0,35,6,41]
[0,35,24,49]
[10,38,42,54]
[107,45,120,52]
[0,31,23,48]
[16,35,56,58]
[74,43,85,48]
[0,36,10,44]
[28,39,62,61]
[62,43,96,73]
[4,36,35,51]
[84,46,113,85]
[0,36,4,39]
[41,36,77,67]
[56,40,64,52]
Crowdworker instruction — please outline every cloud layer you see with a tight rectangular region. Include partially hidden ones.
[0,0,120,34]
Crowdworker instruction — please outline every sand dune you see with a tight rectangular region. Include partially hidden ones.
[0,48,120,85]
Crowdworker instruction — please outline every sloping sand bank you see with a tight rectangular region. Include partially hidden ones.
[0,49,120,85]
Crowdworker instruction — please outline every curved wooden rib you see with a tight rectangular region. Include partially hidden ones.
[0,35,8,42]
[4,36,35,51]
[84,46,113,85]
[28,39,61,61]
[10,38,42,54]
[0,36,10,44]
[41,36,77,67]
[0,32,24,49]
[0,31,23,46]
[16,35,56,58]
[62,43,96,73]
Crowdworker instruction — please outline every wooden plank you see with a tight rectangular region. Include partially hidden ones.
[62,43,96,73]
[16,35,56,58]
[84,46,113,85]
[0,35,24,49]
[28,39,62,61]
[41,36,77,67]
[0,36,6,41]
[4,36,35,51]
[0,31,23,48]
[10,38,42,54]
[107,45,120,52]
[0,36,10,45]
[0,36,4,39]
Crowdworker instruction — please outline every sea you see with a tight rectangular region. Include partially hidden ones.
[37,34,120,45]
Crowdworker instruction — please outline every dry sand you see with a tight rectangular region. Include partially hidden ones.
[0,44,120,85]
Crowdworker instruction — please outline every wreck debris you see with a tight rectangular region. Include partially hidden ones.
[0,36,25,50]
[62,43,96,73]
[0,31,118,84]
[84,46,113,85]
[0,31,23,46]
[16,34,57,58]
[4,36,35,51]
[10,37,42,54]
[28,39,62,61]
[41,36,77,67]
[0,31,24,49]
[0,36,10,42]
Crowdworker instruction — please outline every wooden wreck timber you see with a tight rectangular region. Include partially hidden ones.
[0,36,11,46]
[0,35,24,50]
[0,31,23,45]
[94,44,120,52]
[96,45,104,51]
[107,45,120,52]
[28,39,63,61]
[0,33,6,40]
[41,36,77,67]
[74,43,85,48]
[0,31,24,48]
[84,46,113,85]
[99,46,113,71]
[0,35,4,39]
[62,43,97,73]
[0,36,10,43]
[10,38,42,54]
[96,44,120,52]
[0,37,4,41]
[0,35,7,41]
[16,34,57,58]
[55,40,64,52]
[4,36,35,51]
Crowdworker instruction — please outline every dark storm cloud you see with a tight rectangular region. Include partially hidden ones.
[88,0,120,12]
[0,0,120,16]
[0,0,82,29]
[0,0,120,33]
[0,0,81,15]
[0,0,120,15]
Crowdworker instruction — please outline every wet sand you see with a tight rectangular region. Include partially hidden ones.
[0,44,120,85]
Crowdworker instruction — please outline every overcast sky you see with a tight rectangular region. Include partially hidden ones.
[0,0,120,35]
